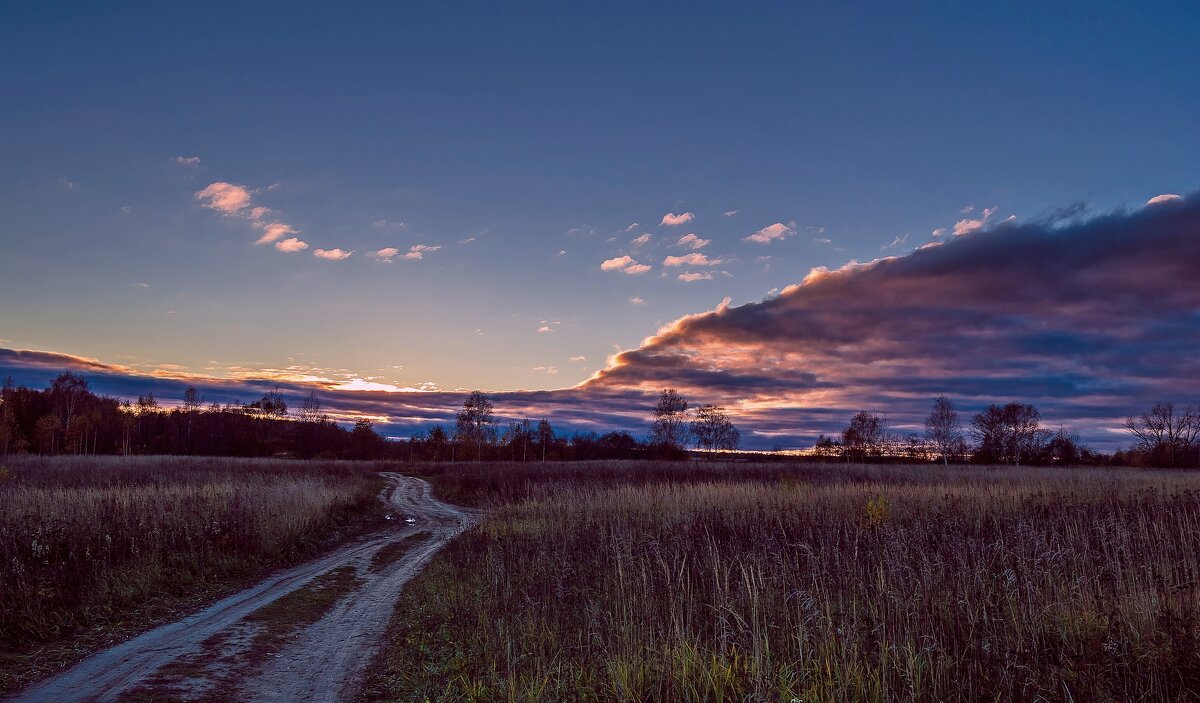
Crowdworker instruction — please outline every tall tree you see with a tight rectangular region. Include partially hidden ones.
[650,389,690,450]
[456,390,494,461]
[843,411,886,461]
[0,376,16,455]
[50,371,89,452]
[971,403,1045,465]
[428,424,449,461]
[924,395,963,465]
[537,419,554,462]
[297,391,323,423]
[690,404,741,451]
[1125,402,1200,468]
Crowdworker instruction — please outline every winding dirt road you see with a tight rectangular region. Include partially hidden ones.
[6,473,474,703]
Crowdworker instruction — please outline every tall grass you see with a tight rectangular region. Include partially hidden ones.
[366,462,1200,702]
[0,455,383,689]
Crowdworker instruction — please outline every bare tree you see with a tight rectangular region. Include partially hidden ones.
[843,411,886,461]
[650,389,689,450]
[690,404,741,451]
[1125,402,1200,468]
[456,390,495,461]
[297,391,323,424]
[924,395,962,465]
[50,371,88,452]
[0,376,16,455]
[971,403,1046,465]
[537,419,554,462]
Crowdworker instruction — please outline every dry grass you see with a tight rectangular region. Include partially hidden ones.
[0,455,386,694]
[366,461,1200,702]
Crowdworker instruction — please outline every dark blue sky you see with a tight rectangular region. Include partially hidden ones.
[1,2,1198,447]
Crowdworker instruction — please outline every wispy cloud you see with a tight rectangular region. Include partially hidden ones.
[953,206,998,236]
[677,271,714,282]
[663,252,721,267]
[255,222,297,244]
[660,212,695,227]
[174,156,201,167]
[532,366,559,375]
[722,210,739,217]
[631,233,652,247]
[625,222,640,232]
[401,244,442,260]
[314,248,354,260]
[628,296,646,305]
[742,221,796,244]
[675,233,710,249]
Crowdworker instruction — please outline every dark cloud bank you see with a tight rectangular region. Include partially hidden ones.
[4,195,1198,450]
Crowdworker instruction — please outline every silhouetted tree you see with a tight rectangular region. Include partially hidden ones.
[351,418,384,458]
[428,424,449,461]
[971,403,1046,465]
[456,391,494,461]
[1125,402,1200,468]
[843,411,886,461]
[690,404,740,451]
[925,395,963,465]
[537,419,554,462]
[0,377,16,455]
[650,389,690,451]
[297,391,323,424]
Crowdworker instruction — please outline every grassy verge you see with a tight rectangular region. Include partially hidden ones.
[0,455,392,695]
[364,462,1200,702]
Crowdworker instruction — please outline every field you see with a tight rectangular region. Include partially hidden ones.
[363,461,1200,702]
[0,455,386,694]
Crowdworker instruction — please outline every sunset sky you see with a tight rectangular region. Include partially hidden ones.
[2,3,1198,448]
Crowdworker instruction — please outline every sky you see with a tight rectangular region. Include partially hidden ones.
[1,2,1198,449]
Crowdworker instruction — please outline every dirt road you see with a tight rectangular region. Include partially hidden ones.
[6,472,474,703]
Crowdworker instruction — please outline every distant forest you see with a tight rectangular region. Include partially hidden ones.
[0,372,1196,467]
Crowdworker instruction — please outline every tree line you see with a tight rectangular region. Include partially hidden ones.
[0,373,1194,466]
[813,396,1200,468]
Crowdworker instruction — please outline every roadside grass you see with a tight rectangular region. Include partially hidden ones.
[370,532,432,573]
[365,461,1200,702]
[0,455,389,695]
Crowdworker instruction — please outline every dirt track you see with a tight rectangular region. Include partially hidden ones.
[6,473,474,703]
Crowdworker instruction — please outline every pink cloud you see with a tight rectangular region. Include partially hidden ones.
[1147,193,1182,206]
[254,222,297,244]
[401,244,442,260]
[314,248,354,261]
[953,206,997,236]
[676,233,710,249]
[677,271,714,282]
[663,252,721,267]
[601,255,651,274]
[195,182,252,214]
[631,233,652,247]
[742,221,796,244]
[274,237,308,253]
[660,212,695,226]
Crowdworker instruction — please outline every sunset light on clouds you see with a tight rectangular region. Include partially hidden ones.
[1,2,1198,450]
